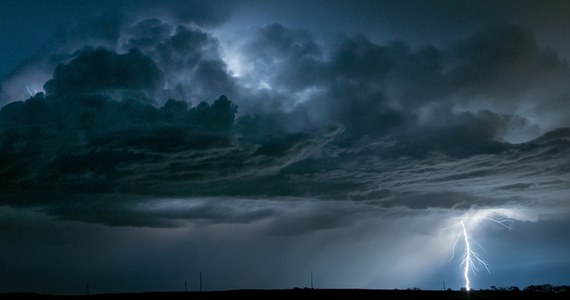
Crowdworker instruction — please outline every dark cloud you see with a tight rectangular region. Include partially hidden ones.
[0,92,241,193]
[192,59,235,100]
[232,23,570,142]
[0,20,569,232]
[121,20,235,103]
[378,110,517,158]
[241,23,323,91]
[0,1,232,105]
[373,191,507,210]
[447,24,570,103]
[0,11,132,106]
[122,18,173,50]
[0,46,330,200]
[44,47,162,95]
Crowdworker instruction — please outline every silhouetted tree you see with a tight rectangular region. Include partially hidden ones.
[525,284,554,293]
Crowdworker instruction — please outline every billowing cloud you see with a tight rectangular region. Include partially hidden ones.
[0,1,231,106]
[227,23,570,142]
[44,47,162,95]
[0,13,568,233]
[0,2,570,293]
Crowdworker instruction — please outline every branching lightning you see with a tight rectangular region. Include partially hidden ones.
[26,85,38,97]
[26,85,34,97]
[460,220,471,291]
[459,219,492,291]
[447,211,513,291]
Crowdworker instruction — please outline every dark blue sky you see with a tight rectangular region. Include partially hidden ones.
[0,0,569,294]
[0,0,114,77]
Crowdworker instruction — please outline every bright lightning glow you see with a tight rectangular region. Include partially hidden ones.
[220,46,249,78]
[446,209,520,292]
[460,220,471,291]
[455,217,491,291]
[443,207,537,291]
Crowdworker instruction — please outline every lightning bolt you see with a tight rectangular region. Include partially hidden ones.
[456,219,491,291]
[26,85,38,97]
[26,85,34,97]
[460,220,472,291]
[448,212,513,291]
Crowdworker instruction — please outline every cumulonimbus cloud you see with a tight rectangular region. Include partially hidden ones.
[0,10,569,229]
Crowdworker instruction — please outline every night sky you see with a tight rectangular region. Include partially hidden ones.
[1,0,570,294]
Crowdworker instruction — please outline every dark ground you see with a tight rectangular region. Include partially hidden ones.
[2,289,570,299]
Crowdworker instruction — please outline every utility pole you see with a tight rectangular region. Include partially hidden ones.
[443,280,446,291]
[185,280,188,292]
[310,272,314,289]
[199,272,202,292]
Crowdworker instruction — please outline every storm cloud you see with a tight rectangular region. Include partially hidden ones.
[1,17,569,226]
[0,0,569,293]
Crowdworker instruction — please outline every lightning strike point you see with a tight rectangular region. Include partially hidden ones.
[460,220,471,291]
